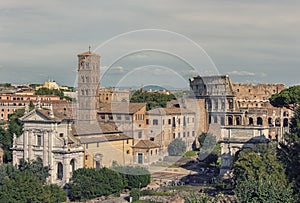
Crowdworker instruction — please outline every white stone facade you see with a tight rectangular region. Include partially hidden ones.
[12,109,84,185]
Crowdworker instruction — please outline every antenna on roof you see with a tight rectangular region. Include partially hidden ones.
[88,45,91,53]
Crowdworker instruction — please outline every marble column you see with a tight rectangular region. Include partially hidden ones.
[43,130,48,166]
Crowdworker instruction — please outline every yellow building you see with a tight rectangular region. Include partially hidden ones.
[76,123,134,168]
[36,81,68,91]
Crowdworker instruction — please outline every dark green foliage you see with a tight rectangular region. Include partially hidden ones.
[130,188,140,202]
[68,167,124,201]
[130,90,176,110]
[183,192,226,203]
[0,109,24,162]
[269,85,300,111]
[198,133,219,165]
[18,158,50,184]
[112,165,151,189]
[43,184,67,203]
[167,138,186,156]
[233,144,295,203]
[35,87,64,99]
[29,101,35,111]
[278,107,300,201]
[0,163,66,203]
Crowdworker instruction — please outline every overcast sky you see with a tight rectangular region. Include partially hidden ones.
[0,0,299,88]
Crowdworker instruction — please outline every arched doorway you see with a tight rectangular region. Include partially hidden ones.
[57,162,63,180]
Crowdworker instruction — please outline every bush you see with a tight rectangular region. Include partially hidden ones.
[130,188,140,202]
[68,168,123,201]
[112,165,151,189]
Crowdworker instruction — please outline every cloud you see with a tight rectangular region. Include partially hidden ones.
[227,70,267,78]
[227,70,256,76]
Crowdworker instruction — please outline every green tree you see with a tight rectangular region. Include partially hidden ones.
[277,107,300,201]
[233,144,294,203]
[68,167,124,201]
[0,109,24,162]
[112,165,151,189]
[130,90,176,110]
[43,184,67,203]
[168,138,186,156]
[269,85,300,111]
[130,188,140,202]
[197,133,219,165]
[18,158,50,184]
[35,87,64,99]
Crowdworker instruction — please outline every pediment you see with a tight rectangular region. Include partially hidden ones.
[21,110,52,122]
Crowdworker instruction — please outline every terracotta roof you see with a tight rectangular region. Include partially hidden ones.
[146,107,194,115]
[98,102,146,114]
[133,140,160,149]
[79,133,132,144]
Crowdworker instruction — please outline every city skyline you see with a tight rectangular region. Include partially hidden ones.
[0,0,299,87]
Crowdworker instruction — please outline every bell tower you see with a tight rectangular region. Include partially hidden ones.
[76,48,100,133]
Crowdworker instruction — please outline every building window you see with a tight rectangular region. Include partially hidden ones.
[125,115,130,120]
[126,140,129,144]
[214,116,218,123]
[146,119,149,125]
[178,133,180,138]
[173,133,176,139]
[97,142,99,147]
[183,132,186,137]
[126,150,130,154]
[257,117,263,126]
[138,131,142,138]
[108,115,113,120]
[59,133,64,138]
[85,155,88,160]
[153,119,158,125]
[168,119,171,125]
[57,162,63,180]
[86,144,88,149]
[192,131,195,136]
[100,115,105,120]
[117,115,122,120]
[37,135,42,146]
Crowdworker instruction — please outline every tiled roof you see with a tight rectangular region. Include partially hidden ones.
[99,102,146,114]
[133,140,160,149]
[79,133,132,144]
[146,107,195,115]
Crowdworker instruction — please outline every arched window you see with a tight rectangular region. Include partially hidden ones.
[57,162,63,180]
[257,117,263,126]
[70,159,75,174]
[283,118,289,127]
[228,116,233,125]
[268,117,273,126]
[275,118,281,127]
[236,117,241,125]
[249,117,254,125]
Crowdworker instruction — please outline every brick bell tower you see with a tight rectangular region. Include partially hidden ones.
[76,47,100,134]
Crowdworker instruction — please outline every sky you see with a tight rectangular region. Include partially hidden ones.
[0,0,299,88]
